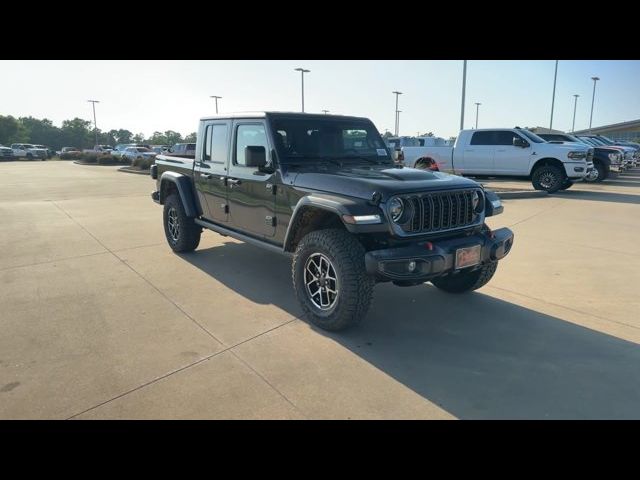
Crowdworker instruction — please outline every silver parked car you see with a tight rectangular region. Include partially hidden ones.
[122,146,158,162]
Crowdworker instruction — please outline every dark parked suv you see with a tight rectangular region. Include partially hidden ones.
[151,112,514,331]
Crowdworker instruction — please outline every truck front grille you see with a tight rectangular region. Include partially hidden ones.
[404,189,480,234]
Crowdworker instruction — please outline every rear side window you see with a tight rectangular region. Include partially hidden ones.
[210,125,228,163]
[470,131,495,145]
[203,126,212,161]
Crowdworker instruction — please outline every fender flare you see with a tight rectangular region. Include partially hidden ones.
[283,196,352,252]
[159,171,201,218]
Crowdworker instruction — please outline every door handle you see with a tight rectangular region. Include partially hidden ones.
[200,173,212,179]
[227,178,241,186]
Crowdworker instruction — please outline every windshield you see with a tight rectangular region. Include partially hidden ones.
[577,136,599,146]
[270,118,391,165]
[597,136,615,144]
[136,148,151,152]
[519,130,544,143]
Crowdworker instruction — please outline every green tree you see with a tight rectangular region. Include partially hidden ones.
[132,132,146,143]
[184,132,197,142]
[0,115,22,144]
[382,131,394,138]
[61,118,93,148]
[148,131,168,145]
[163,130,183,145]
[112,129,134,144]
[19,117,62,149]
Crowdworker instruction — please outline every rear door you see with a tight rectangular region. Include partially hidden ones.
[493,130,531,174]
[194,120,231,223]
[461,131,495,174]
[226,120,277,238]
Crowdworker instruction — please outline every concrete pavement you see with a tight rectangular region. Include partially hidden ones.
[1,161,639,419]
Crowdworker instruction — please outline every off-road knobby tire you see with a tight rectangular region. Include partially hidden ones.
[431,261,498,293]
[531,164,564,193]
[292,228,374,331]
[163,193,201,253]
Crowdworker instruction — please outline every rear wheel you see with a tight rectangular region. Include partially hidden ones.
[532,164,564,193]
[431,261,498,293]
[163,193,201,253]
[559,179,574,190]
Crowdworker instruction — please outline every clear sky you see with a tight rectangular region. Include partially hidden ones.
[1,60,638,139]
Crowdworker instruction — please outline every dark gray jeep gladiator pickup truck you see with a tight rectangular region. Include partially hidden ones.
[151,112,514,331]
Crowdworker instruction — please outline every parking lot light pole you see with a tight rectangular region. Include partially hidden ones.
[322,110,329,114]
[474,102,481,129]
[294,68,310,112]
[589,76,600,133]
[210,95,222,114]
[392,91,402,136]
[460,60,467,131]
[571,94,580,132]
[87,100,99,147]
[549,60,558,130]
[396,110,402,136]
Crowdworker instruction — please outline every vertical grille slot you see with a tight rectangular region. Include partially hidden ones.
[409,190,479,234]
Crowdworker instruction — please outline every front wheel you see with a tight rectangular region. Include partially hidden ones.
[163,193,201,253]
[431,261,498,293]
[292,228,374,331]
[532,165,564,193]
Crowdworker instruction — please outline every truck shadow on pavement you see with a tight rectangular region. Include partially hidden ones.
[551,189,640,205]
[183,242,640,419]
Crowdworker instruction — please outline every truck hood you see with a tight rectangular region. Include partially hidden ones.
[536,142,589,155]
[288,166,480,201]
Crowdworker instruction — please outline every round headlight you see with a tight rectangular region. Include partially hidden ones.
[389,198,404,222]
[472,190,484,212]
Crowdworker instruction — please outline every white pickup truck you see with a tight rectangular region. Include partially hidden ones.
[10,143,48,160]
[399,128,592,193]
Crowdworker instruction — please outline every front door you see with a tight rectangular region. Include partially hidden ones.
[493,131,531,175]
[226,121,277,238]
[194,121,231,223]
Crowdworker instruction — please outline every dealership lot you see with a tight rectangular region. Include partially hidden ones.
[1,161,639,419]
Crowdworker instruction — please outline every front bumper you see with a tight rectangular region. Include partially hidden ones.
[364,227,514,281]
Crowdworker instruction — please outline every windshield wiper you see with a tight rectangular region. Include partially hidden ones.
[336,154,388,165]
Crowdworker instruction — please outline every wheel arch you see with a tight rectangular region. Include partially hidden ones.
[283,198,350,253]
[530,157,566,177]
[159,171,201,218]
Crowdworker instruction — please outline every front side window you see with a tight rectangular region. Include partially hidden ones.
[235,124,268,166]
[494,131,521,146]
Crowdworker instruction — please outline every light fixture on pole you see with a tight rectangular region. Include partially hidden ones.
[474,102,481,129]
[87,100,100,147]
[392,91,403,136]
[294,68,310,112]
[589,76,600,133]
[549,60,558,130]
[210,95,222,114]
[460,60,467,131]
[322,110,329,114]
[571,94,579,132]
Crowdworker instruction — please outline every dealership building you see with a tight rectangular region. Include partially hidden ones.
[573,119,640,142]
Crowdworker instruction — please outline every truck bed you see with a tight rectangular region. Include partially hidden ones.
[155,154,195,178]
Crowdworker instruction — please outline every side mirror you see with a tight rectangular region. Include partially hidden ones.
[245,145,267,168]
[513,137,529,148]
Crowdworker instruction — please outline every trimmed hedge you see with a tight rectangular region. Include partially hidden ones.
[60,151,129,165]
[132,156,154,170]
